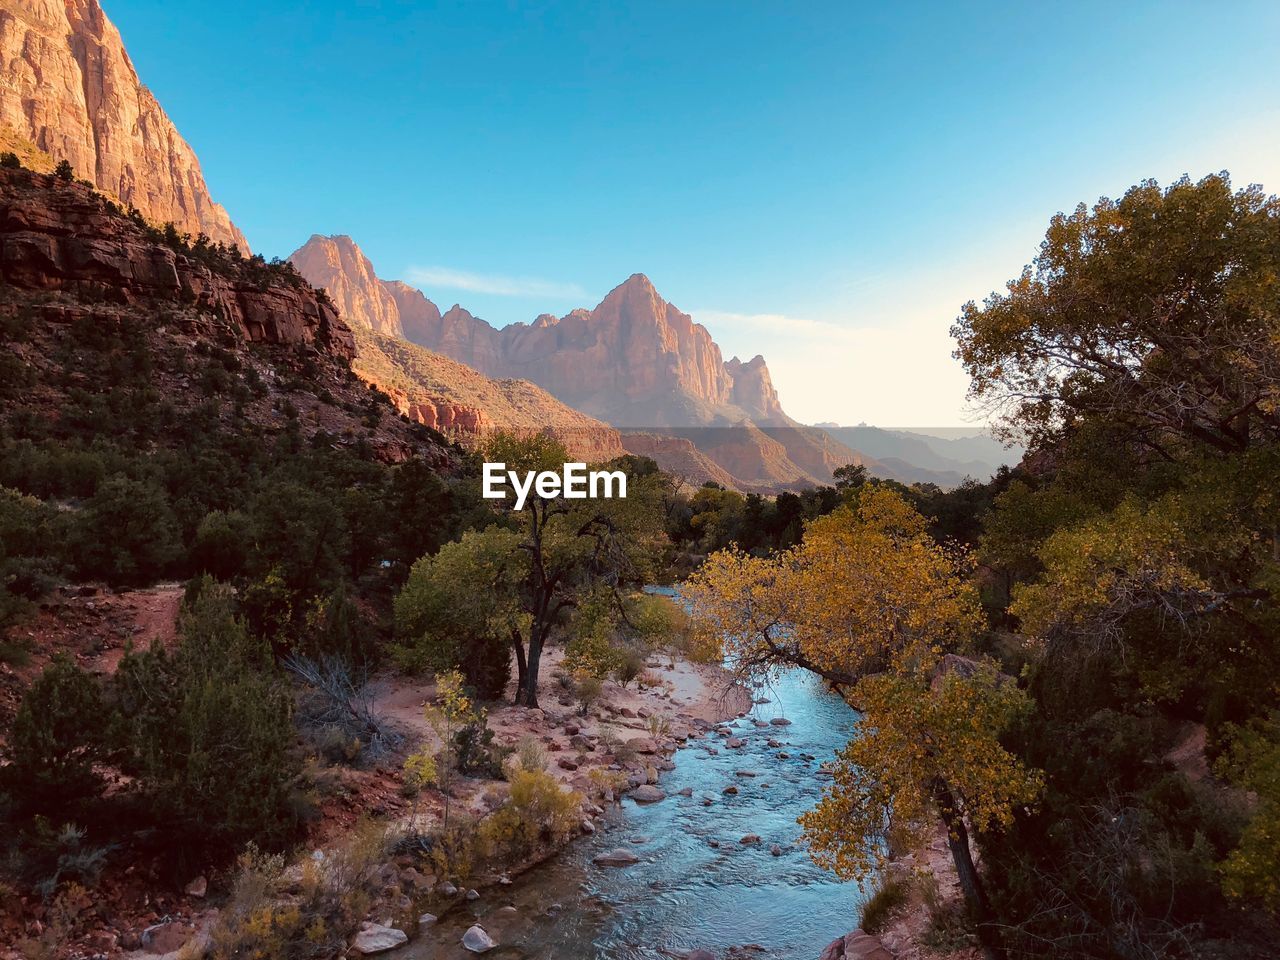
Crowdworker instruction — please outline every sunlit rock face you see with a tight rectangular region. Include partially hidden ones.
[0,0,248,250]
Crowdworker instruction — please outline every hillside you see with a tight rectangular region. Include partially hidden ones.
[352,326,627,462]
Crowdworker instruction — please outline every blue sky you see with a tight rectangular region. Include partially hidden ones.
[110,1,1280,427]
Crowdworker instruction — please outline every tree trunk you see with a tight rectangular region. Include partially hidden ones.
[934,779,1005,960]
[512,631,528,704]
[522,636,543,709]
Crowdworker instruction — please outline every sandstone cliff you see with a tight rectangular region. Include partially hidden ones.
[0,0,248,250]
[0,166,350,356]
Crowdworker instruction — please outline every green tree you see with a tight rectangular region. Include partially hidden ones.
[394,525,525,699]
[953,174,1280,457]
[481,434,663,707]
[72,476,181,587]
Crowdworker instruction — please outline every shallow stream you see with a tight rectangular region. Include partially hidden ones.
[405,638,865,959]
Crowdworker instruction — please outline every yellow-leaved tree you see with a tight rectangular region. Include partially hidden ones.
[686,488,1041,956]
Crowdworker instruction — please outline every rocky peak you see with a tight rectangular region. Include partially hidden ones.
[383,279,441,345]
[0,0,248,249]
[288,235,403,338]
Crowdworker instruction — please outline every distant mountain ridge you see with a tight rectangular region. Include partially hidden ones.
[817,425,1021,482]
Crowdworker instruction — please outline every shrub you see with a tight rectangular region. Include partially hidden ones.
[190,509,250,580]
[573,671,604,716]
[71,476,181,586]
[112,579,301,853]
[14,822,112,901]
[508,735,548,776]
[2,655,106,814]
[453,715,506,778]
[859,874,910,934]
[53,159,73,181]
[477,769,581,863]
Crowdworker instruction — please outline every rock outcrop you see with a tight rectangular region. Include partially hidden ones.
[288,235,403,337]
[0,0,247,249]
[0,168,351,357]
[818,929,894,960]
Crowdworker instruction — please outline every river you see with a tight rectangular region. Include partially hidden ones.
[405,610,866,960]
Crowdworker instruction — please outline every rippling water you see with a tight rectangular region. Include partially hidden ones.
[406,593,865,959]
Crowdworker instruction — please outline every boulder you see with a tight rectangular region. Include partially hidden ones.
[462,924,497,953]
[632,784,666,803]
[594,847,641,867]
[353,922,407,954]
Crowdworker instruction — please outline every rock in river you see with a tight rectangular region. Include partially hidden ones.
[594,847,641,867]
[632,784,666,803]
[353,922,407,954]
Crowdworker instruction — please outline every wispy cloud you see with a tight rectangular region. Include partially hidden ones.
[693,309,862,342]
[406,265,589,300]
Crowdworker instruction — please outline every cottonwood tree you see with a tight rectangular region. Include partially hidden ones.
[399,434,663,708]
[686,488,1041,957]
[952,174,1280,459]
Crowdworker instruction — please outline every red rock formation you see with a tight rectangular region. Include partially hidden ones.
[0,168,352,357]
[0,0,247,250]
[352,327,625,463]
[726,354,786,422]
[289,235,403,337]
[289,236,878,490]
[384,279,442,346]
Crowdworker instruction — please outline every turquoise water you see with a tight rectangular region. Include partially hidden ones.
[407,594,865,958]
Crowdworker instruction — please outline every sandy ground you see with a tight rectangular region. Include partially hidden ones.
[371,644,751,828]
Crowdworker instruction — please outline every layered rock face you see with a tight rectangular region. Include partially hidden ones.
[0,0,248,250]
[0,168,352,357]
[288,235,403,337]
[352,326,625,463]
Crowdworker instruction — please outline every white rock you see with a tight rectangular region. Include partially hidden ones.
[462,924,497,952]
[353,922,408,954]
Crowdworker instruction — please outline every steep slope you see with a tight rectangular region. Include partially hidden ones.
[351,326,626,463]
[0,164,451,467]
[0,0,248,249]
[0,166,350,356]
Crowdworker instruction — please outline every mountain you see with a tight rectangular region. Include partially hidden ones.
[819,425,1021,482]
[289,235,404,337]
[289,235,869,492]
[0,163,460,468]
[0,0,247,250]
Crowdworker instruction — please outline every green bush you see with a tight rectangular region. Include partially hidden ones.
[190,509,250,580]
[112,579,301,852]
[71,476,181,586]
[2,656,106,814]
